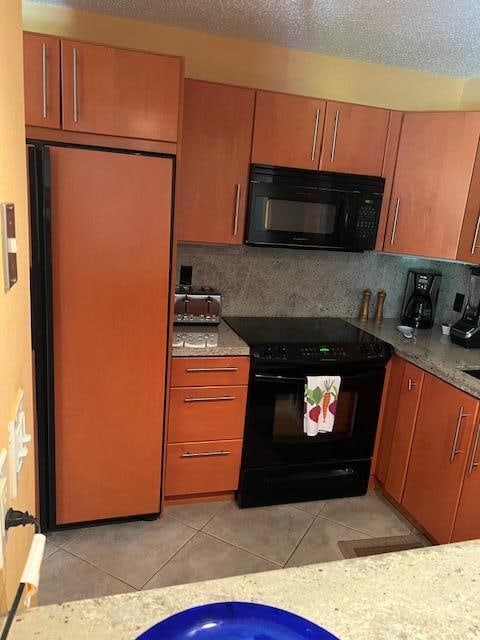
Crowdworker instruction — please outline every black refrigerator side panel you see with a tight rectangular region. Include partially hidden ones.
[28,144,56,531]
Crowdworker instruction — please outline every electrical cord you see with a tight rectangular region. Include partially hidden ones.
[0,509,41,640]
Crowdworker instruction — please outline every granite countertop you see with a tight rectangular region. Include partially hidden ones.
[9,540,480,639]
[348,318,480,399]
[172,320,250,357]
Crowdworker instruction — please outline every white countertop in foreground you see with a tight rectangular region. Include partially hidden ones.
[10,540,480,639]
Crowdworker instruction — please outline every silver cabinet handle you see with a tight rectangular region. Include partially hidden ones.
[186,367,238,373]
[407,378,417,391]
[450,406,469,462]
[390,197,400,245]
[41,42,48,119]
[184,395,235,403]
[180,450,231,458]
[467,423,480,474]
[73,47,79,123]
[471,213,480,255]
[311,107,320,161]
[330,109,339,162]
[233,184,241,236]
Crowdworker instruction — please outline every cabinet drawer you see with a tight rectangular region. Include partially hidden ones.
[165,440,242,496]
[171,357,250,387]
[169,386,247,443]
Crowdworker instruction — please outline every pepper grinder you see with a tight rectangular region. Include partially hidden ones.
[374,291,386,323]
[358,289,372,322]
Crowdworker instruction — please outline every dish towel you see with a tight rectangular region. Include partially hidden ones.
[304,376,341,436]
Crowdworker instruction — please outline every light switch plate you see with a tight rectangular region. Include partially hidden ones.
[1,202,18,291]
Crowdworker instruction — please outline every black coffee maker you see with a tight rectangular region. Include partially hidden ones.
[451,267,480,348]
[401,269,441,329]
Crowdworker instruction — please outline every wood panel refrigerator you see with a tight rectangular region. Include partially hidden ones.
[28,143,174,530]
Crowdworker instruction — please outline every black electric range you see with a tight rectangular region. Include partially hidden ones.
[224,317,392,508]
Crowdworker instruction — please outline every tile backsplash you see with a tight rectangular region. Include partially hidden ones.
[177,243,471,322]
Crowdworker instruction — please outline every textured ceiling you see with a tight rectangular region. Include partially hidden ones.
[26,0,480,78]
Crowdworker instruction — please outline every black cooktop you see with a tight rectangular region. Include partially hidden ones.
[225,317,377,345]
[225,317,391,364]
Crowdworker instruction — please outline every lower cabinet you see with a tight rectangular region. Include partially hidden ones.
[165,440,243,496]
[165,356,250,500]
[451,421,480,542]
[378,361,480,544]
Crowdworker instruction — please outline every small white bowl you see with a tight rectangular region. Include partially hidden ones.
[397,325,414,339]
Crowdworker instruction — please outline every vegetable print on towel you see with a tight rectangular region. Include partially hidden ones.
[304,376,341,436]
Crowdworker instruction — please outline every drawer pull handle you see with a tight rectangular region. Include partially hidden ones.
[407,378,416,391]
[467,423,480,474]
[41,42,48,119]
[450,406,469,462]
[184,396,236,403]
[186,367,239,373]
[180,450,231,458]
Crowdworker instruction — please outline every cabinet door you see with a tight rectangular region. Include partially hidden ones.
[384,362,425,503]
[61,40,181,141]
[384,112,480,259]
[451,421,480,541]
[319,101,389,176]
[51,147,173,524]
[402,374,479,543]
[176,80,255,244]
[457,141,480,264]
[23,33,60,128]
[251,91,325,170]
[374,356,405,484]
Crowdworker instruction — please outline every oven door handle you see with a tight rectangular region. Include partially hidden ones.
[254,371,377,384]
[254,374,306,383]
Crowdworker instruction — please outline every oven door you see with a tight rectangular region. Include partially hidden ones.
[246,179,355,250]
[243,363,385,469]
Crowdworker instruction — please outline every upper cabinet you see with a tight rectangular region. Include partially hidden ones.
[384,112,480,260]
[24,34,182,142]
[252,91,325,170]
[319,102,390,176]
[61,41,182,141]
[23,33,61,129]
[175,80,255,244]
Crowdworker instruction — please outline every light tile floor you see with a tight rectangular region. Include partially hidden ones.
[40,490,418,606]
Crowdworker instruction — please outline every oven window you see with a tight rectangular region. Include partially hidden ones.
[263,199,337,235]
[273,388,357,443]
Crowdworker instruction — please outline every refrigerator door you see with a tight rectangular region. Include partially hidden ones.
[45,146,173,525]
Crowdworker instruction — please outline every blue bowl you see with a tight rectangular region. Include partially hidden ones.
[137,601,339,639]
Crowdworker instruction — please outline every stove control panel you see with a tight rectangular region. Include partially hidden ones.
[253,341,390,362]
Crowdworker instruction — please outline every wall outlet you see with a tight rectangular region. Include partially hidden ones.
[8,390,31,501]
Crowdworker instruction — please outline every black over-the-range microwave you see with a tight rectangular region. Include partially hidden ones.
[246,165,385,251]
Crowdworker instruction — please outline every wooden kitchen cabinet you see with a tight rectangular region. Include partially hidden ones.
[251,91,325,170]
[166,355,250,499]
[456,140,480,263]
[171,356,250,387]
[451,420,480,541]
[402,373,479,543]
[320,101,390,176]
[169,386,248,443]
[23,33,61,128]
[384,112,480,260]
[61,40,182,141]
[175,80,255,244]
[374,356,406,485]
[165,440,243,497]
[384,362,425,503]
[50,147,173,524]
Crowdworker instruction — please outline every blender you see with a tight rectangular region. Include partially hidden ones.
[451,266,480,348]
